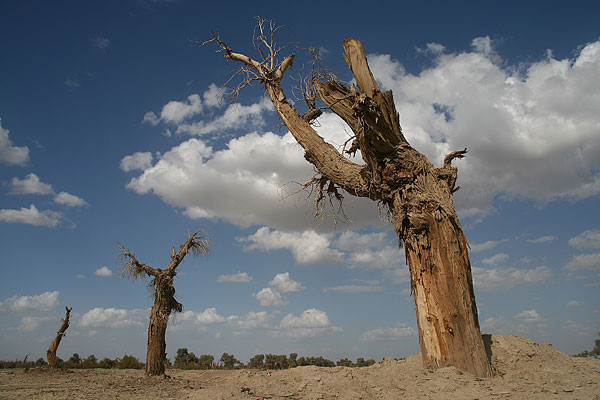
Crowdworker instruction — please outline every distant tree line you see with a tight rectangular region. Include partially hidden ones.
[1,350,380,370]
[0,353,144,370]
[173,349,377,370]
[573,332,600,358]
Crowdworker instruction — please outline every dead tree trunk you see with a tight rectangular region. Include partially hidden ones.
[202,21,493,377]
[47,306,72,369]
[119,230,209,376]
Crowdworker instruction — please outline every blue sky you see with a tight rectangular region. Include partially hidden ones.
[1,0,599,364]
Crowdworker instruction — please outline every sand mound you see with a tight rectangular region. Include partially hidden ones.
[1,334,598,399]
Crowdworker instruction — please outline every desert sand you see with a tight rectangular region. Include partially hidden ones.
[1,335,599,399]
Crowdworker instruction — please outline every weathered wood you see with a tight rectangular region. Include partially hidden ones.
[47,306,72,369]
[120,230,209,376]
[205,24,493,377]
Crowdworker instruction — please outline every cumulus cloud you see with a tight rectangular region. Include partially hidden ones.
[526,235,557,244]
[120,152,153,172]
[359,322,417,341]
[143,94,203,126]
[253,287,288,307]
[0,120,29,166]
[472,265,552,290]
[217,272,252,283]
[569,229,600,250]
[0,204,64,227]
[227,311,272,331]
[126,112,377,232]
[64,79,80,89]
[513,309,542,323]
[141,85,270,136]
[175,97,273,136]
[333,231,389,251]
[470,239,508,253]
[54,192,88,207]
[323,285,385,293]
[8,173,53,195]
[93,36,110,50]
[482,252,509,265]
[368,39,600,216]
[79,307,147,328]
[202,83,224,107]
[176,308,226,325]
[19,316,52,332]
[567,300,583,308]
[268,272,305,293]
[0,291,60,312]
[94,266,113,277]
[563,253,600,272]
[242,227,344,265]
[275,308,342,339]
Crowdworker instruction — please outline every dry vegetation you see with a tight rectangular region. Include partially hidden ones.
[1,335,599,399]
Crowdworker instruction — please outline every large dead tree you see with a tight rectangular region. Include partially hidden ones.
[200,20,493,377]
[47,306,72,369]
[119,230,210,376]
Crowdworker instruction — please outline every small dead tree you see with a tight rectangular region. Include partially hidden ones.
[47,306,72,369]
[119,230,210,376]
[199,19,493,377]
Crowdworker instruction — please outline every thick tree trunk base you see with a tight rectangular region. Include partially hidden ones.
[405,216,493,377]
[47,306,72,370]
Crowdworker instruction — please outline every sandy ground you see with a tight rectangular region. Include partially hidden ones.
[1,335,599,399]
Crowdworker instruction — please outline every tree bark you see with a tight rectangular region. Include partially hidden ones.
[119,230,207,377]
[145,274,182,376]
[207,29,493,377]
[47,306,72,369]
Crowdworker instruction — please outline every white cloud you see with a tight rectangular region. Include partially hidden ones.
[526,235,557,244]
[469,239,508,253]
[227,311,272,331]
[175,97,273,136]
[569,229,600,250]
[386,267,410,284]
[126,112,377,232]
[19,316,52,332]
[242,227,344,265]
[359,322,417,341]
[368,39,600,216]
[0,204,64,227]
[567,300,583,308]
[0,120,29,166]
[472,265,552,290]
[177,308,226,325]
[217,272,252,283]
[333,231,389,251]
[94,266,113,277]
[120,152,153,172]
[480,316,530,336]
[253,288,288,307]
[79,307,147,328]
[513,309,542,323]
[268,272,305,293]
[563,252,600,272]
[64,79,80,89]
[202,83,224,107]
[347,245,403,269]
[8,173,53,195]
[148,94,204,125]
[482,252,509,265]
[54,192,88,207]
[0,291,60,312]
[323,285,384,293]
[275,308,342,339]
[93,36,110,50]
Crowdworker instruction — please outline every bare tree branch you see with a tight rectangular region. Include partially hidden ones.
[166,229,210,275]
